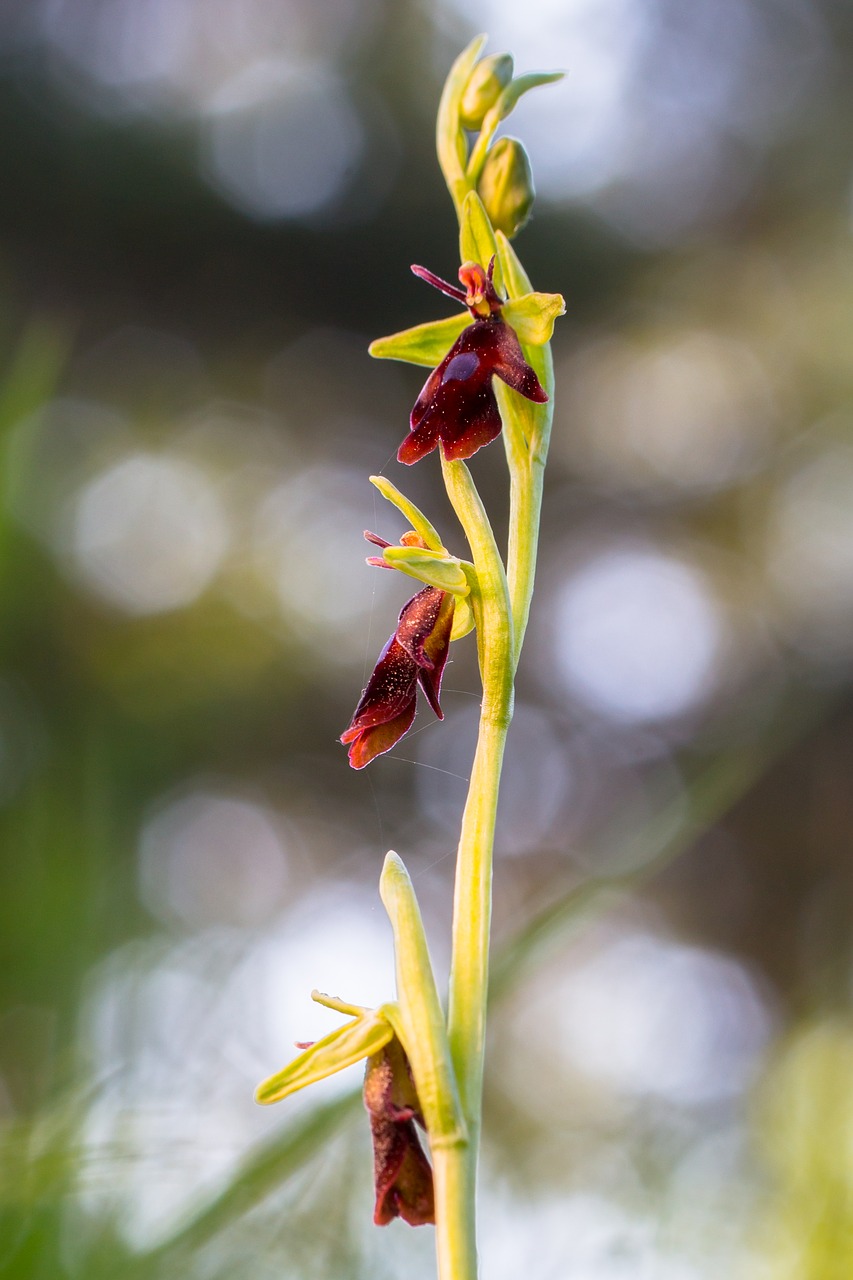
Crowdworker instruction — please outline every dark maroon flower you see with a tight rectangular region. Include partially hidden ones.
[397,259,548,465]
[363,1036,435,1228]
[341,578,454,770]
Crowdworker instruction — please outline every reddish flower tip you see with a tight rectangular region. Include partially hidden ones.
[411,264,466,304]
[364,530,392,549]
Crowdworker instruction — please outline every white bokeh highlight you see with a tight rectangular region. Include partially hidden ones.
[480,1189,707,1280]
[553,547,723,722]
[139,788,290,929]
[68,452,230,614]
[550,931,772,1104]
[203,60,363,220]
[556,331,774,495]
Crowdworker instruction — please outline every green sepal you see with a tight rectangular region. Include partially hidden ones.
[502,291,566,345]
[450,594,475,641]
[255,1006,395,1105]
[369,314,469,368]
[459,191,503,294]
[368,476,444,552]
[495,71,564,121]
[382,545,471,596]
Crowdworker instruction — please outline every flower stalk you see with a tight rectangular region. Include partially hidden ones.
[429,44,561,1276]
[255,35,562,1280]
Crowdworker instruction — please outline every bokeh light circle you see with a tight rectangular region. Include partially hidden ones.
[553,546,722,722]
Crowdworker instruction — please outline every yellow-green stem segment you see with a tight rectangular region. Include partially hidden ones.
[436,270,556,1280]
[438,455,515,1277]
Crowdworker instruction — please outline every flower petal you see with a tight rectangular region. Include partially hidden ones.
[343,635,418,732]
[370,1115,435,1226]
[417,593,454,718]
[410,264,467,303]
[399,323,504,463]
[397,413,442,465]
[439,392,503,460]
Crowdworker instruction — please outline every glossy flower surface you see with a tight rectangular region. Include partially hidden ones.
[364,1036,435,1227]
[341,575,454,769]
[397,260,547,464]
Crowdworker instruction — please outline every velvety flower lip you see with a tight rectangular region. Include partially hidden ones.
[364,1037,435,1228]
[397,258,548,465]
[341,583,454,769]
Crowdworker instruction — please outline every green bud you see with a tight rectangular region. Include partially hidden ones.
[459,54,514,130]
[476,136,534,239]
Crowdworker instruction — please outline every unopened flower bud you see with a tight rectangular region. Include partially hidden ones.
[476,136,534,239]
[459,54,513,130]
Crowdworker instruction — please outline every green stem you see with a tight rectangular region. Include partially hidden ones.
[440,454,514,1275]
[437,328,554,1276]
[465,103,502,186]
[432,1138,478,1280]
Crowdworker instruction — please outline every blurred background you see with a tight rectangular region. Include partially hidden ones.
[1,1,853,1277]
